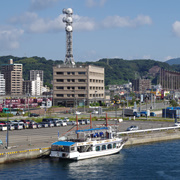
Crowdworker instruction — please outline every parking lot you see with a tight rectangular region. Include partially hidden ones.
[0,119,175,152]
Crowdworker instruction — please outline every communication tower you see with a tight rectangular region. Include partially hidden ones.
[62,8,75,66]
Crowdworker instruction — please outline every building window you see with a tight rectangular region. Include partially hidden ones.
[78,72,86,75]
[78,94,85,97]
[78,87,86,90]
[56,94,64,97]
[56,72,64,75]
[78,79,86,82]
[57,79,64,82]
[56,86,64,89]
[67,87,70,89]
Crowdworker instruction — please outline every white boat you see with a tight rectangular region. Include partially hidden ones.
[50,126,127,160]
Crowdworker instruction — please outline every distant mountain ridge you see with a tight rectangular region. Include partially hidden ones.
[0,56,180,86]
[165,58,180,65]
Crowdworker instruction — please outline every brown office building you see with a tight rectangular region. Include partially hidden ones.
[132,79,151,93]
[1,59,23,95]
[53,64,104,107]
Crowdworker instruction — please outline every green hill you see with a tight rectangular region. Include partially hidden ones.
[165,58,180,65]
[0,56,178,87]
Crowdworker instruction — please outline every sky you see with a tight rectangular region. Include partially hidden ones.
[1,0,180,62]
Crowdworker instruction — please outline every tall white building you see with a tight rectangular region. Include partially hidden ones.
[31,74,43,96]
[0,74,5,95]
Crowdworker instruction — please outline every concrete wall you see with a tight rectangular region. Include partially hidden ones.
[0,147,50,164]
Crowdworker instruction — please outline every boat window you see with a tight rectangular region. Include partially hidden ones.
[71,147,75,151]
[102,145,106,150]
[59,146,70,152]
[51,145,59,151]
[107,144,112,149]
[96,146,101,151]
[113,143,116,148]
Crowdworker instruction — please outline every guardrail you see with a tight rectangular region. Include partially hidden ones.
[117,126,180,135]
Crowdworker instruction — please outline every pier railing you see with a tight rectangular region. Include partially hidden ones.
[117,126,180,135]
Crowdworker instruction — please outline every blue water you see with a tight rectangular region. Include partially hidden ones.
[1,140,180,180]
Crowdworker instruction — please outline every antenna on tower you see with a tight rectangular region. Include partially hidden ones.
[62,8,75,66]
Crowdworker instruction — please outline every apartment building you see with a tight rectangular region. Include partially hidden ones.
[1,59,23,95]
[53,64,104,106]
[0,73,5,95]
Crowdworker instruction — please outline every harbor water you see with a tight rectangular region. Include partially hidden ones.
[1,140,180,180]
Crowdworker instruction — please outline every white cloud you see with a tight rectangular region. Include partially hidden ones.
[0,27,24,50]
[9,12,96,33]
[73,15,96,31]
[86,0,107,7]
[9,12,38,24]
[172,21,180,37]
[8,12,151,34]
[102,15,152,28]
[30,0,59,10]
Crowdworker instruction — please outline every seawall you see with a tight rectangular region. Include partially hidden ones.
[0,147,50,164]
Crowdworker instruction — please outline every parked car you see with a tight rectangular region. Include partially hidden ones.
[46,121,54,128]
[126,125,139,131]
[150,112,156,117]
[174,122,180,126]
[92,110,98,114]
[40,122,49,128]
[14,123,23,130]
[83,119,90,124]
[7,124,15,130]
[78,120,85,125]
[67,121,77,125]
[0,124,7,131]
[35,123,42,128]
[29,123,37,129]
[29,113,39,117]
[58,120,67,126]
[75,111,81,115]
[64,117,69,122]
[51,119,61,126]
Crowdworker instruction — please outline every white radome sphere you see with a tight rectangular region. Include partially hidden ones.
[67,17,73,23]
[67,8,73,14]
[66,25,73,32]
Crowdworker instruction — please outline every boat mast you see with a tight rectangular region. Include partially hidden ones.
[90,114,92,129]
[106,113,108,127]
[76,114,79,138]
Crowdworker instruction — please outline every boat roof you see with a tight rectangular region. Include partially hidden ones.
[76,127,108,134]
[52,141,75,146]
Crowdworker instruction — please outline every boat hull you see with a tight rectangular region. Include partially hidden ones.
[50,142,125,161]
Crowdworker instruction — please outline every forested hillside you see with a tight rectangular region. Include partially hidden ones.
[0,56,179,87]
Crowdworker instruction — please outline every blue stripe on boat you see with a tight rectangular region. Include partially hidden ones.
[52,141,75,146]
